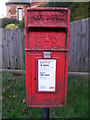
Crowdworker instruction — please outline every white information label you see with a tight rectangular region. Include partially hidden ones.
[38,59,56,92]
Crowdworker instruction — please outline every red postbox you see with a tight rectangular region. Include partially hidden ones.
[25,8,70,108]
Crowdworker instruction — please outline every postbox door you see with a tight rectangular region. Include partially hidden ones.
[25,27,68,107]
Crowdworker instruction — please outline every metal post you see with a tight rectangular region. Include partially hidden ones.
[42,108,49,120]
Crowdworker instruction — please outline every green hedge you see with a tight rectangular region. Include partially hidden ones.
[0,18,19,28]
[39,2,88,22]
[5,23,18,29]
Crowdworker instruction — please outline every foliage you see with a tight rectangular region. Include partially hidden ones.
[0,18,19,28]
[5,23,18,29]
[39,2,88,22]
[88,2,90,17]
[69,3,88,22]
[18,17,25,29]
[0,19,2,28]
[2,72,88,119]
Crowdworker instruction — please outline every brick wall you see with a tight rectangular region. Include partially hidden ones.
[6,4,29,20]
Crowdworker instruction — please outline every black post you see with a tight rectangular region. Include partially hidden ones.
[42,108,49,120]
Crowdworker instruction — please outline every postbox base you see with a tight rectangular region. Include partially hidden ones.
[27,104,65,108]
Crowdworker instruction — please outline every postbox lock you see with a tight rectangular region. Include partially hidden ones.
[34,77,36,81]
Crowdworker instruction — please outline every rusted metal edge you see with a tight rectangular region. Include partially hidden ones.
[27,24,67,28]
[25,48,69,52]
[27,7,69,11]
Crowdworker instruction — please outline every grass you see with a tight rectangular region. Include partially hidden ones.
[2,72,88,119]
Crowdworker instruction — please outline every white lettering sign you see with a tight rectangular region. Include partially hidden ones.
[38,59,56,92]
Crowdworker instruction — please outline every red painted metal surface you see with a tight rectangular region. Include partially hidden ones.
[25,7,70,108]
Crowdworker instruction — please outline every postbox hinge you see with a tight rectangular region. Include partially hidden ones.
[25,48,69,52]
